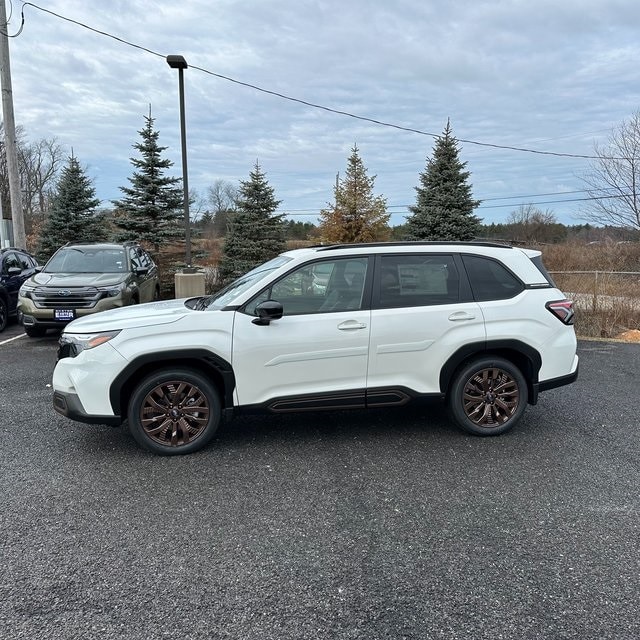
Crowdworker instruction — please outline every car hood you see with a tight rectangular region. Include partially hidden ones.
[64,299,192,332]
[30,272,128,287]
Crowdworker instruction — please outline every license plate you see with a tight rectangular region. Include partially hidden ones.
[54,309,76,321]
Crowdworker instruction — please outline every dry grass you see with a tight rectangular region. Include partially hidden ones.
[541,241,640,339]
[160,236,640,339]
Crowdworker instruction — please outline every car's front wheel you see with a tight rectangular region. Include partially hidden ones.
[127,369,221,455]
[448,357,527,436]
[0,298,7,332]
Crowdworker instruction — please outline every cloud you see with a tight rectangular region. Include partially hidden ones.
[8,0,640,225]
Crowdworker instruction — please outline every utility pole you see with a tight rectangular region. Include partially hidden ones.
[0,0,25,249]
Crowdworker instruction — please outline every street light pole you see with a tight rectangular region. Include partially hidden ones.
[166,54,191,268]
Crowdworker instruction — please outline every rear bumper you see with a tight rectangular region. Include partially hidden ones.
[531,361,579,405]
[53,390,121,426]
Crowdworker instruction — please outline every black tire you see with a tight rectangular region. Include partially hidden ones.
[127,369,221,455]
[448,356,527,436]
[24,325,47,338]
[0,297,7,332]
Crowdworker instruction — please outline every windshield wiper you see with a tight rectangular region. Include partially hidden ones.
[191,295,213,311]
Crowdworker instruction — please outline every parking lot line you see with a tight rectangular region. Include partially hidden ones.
[0,333,25,346]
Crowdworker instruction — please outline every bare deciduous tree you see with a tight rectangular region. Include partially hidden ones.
[582,111,640,230]
[0,124,64,242]
[205,179,237,237]
[507,204,558,243]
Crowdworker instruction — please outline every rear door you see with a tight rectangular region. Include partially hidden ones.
[366,253,485,400]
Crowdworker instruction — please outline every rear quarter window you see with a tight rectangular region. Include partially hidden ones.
[462,255,524,301]
[530,255,556,287]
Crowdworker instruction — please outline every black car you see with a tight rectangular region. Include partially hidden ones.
[0,247,39,332]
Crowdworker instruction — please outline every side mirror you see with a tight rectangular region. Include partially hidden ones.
[252,300,284,325]
[7,267,22,276]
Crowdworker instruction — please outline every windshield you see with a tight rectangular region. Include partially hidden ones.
[206,255,292,309]
[44,247,127,274]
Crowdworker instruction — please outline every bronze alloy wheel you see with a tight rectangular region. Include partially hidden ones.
[462,366,521,428]
[139,379,211,447]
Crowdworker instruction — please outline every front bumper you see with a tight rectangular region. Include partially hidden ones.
[53,390,121,426]
[19,296,127,329]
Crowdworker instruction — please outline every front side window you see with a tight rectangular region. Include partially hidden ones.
[129,248,142,270]
[245,257,369,316]
[377,254,460,308]
[2,252,20,274]
[139,249,154,269]
[462,255,524,301]
[17,253,33,270]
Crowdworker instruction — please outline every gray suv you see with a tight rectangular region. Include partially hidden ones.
[18,241,159,337]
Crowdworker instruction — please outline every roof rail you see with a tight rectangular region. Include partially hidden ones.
[0,246,31,253]
[313,240,514,252]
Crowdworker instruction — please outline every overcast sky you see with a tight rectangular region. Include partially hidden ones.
[7,0,640,226]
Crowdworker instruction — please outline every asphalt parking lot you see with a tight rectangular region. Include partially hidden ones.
[0,322,638,640]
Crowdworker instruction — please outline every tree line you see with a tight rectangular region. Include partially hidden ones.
[3,109,640,289]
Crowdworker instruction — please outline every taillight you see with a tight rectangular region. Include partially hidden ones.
[546,299,575,325]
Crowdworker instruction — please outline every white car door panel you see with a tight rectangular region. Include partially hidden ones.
[367,303,485,394]
[232,310,371,406]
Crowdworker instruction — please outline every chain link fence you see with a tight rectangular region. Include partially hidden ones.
[550,271,640,337]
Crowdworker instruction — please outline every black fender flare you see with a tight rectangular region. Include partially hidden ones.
[439,340,542,404]
[109,349,236,418]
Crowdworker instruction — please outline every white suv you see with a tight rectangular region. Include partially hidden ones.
[52,242,578,455]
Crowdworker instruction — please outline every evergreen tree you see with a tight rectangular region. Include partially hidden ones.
[112,114,183,256]
[406,121,481,241]
[319,145,390,243]
[37,155,106,260]
[219,162,285,283]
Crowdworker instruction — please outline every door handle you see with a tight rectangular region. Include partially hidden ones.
[448,311,476,321]
[338,320,367,331]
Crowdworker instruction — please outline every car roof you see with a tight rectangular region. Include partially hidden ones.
[61,242,136,250]
[281,241,535,260]
[278,241,546,285]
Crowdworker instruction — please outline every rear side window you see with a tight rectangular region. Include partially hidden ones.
[377,254,460,308]
[462,255,524,301]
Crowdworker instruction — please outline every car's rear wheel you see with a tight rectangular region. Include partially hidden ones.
[0,298,7,332]
[448,357,527,436]
[127,369,221,455]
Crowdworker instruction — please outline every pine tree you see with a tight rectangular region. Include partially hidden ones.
[112,113,183,256]
[37,155,106,261]
[406,121,481,241]
[319,145,390,243]
[219,162,285,283]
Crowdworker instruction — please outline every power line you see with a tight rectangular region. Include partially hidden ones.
[276,191,634,215]
[18,2,623,161]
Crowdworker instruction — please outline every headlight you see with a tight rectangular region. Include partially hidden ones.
[97,283,126,297]
[58,330,121,359]
[19,283,35,299]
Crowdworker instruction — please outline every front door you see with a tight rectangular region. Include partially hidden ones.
[231,257,371,409]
